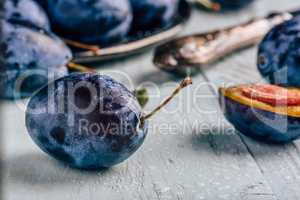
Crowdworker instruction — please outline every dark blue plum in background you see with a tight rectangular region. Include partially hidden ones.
[46,0,133,46]
[130,0,179,31]
[0,20,71,99]
[26,73,148,169]
[33,0,48,9]
[257,17,300,87]
[2,0,50,30]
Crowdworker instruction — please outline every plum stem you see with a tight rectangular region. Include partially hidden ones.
[196,0,221,11]
[142,77,192,121]
[63,38,101,55]
[67,62,97,73]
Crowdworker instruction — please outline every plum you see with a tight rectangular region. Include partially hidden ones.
[219,84,300,143]
[197,0,254,11]
[46,0,132,46]
[0,20,72,99]
[26,73,192,169]
[257,17,300,87]
[26,73,146,169]
[1,0,50,30]
[33,0,47,9]
[129,0,179,30]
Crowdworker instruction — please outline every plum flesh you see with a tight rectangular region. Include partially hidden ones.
[0,20,71,99]
[241,85,300,106]
[1,0,50,30]
[46,0,132,46]
[219,85,300,143]
[257,17,300,87]
[129,0,179,31]
[26,73,148,169]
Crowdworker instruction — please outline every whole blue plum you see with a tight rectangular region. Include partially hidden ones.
[46,0,133,45]
[130,0,179,30]
[0,20,72,99]
[2,0,50,30]
[26,73,148,169]
[257,17,300,87]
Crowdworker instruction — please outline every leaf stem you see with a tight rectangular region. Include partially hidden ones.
[67,62,97,73]
[63,38,101,55]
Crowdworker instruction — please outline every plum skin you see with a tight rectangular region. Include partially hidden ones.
[2,0,50,30]
[26,73,148,169]
[129,0,179,30]
[219,89,300,143]
[46,0,132,45]
[0,20,71,99]
[257,17,300,87]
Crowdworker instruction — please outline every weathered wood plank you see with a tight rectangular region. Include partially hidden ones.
[2,0,300,199]
[201,51,300,200]
[186,1,300,199]
[196,10,300,200]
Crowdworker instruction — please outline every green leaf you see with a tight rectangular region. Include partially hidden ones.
[134,88,149,108]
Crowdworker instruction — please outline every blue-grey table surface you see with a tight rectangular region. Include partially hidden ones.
[2,0,300,199]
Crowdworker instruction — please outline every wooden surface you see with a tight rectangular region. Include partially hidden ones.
[2,0,300,199]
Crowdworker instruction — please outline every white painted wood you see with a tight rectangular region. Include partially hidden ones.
[2,0,300,199]
[201,50,300,200]
[192,1,300,199]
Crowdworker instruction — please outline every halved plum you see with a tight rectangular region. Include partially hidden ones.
[219,84,300,143]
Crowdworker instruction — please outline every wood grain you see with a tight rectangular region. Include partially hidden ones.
[197,5,300,198]
[2,0,300,199]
